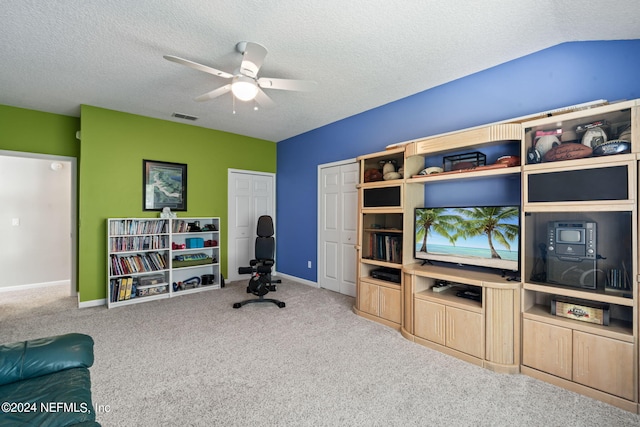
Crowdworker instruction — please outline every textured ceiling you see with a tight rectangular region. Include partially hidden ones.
[1,1,640,142]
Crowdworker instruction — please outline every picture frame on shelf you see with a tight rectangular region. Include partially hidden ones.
[143,160,187,211]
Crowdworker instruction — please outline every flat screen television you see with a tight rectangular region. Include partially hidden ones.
[414,206,520,272]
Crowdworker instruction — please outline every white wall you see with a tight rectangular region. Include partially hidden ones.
[0,155,71,288]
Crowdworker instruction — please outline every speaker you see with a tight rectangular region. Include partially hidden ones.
[528,165,628,203]
[547,256,598,289]
[363,186,401,207]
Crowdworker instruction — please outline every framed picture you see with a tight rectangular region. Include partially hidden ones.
[143,160,187,211]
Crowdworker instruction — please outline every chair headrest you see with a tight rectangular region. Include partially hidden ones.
[257,215,274,237]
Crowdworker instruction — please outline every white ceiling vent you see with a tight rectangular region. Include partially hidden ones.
[172,112,198,121]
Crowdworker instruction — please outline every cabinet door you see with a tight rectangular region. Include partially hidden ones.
[414,299,445,345]
[379,286,401,324]
[359,281,379,317]
[445,306,483,358]
[522,319,572,380]
[573,331,634,400]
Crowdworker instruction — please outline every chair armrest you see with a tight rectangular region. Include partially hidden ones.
[0,333,94,386]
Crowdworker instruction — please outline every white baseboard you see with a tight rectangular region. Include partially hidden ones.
[0,280,70,292]
[76,274,317,309]
[78,297,106,308]
[274,272,318,288]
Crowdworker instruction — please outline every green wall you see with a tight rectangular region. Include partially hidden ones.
[79,105,276,302]
[1,103,276,303]
[0,104,79,157]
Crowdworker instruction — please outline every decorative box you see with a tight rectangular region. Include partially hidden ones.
[551,297,610,326]
[185,237,204,248]
[137,283,168,297]
[138,274,165,287]
[442,152,486,172]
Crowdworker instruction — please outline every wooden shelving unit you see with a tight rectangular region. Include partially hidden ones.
[353,98,640,413]
[519,100,638,411]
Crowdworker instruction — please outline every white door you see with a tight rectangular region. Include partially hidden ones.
[318,161,358,296]
[228,170,275,282]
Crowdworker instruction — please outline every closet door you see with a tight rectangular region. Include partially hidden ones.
[228,170,275,282]
[319,161,358,296]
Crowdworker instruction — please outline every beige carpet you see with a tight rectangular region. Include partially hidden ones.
[2,280,640,426]
[0,283,76,322]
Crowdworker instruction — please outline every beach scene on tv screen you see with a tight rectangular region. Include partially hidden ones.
[415,206,519,270]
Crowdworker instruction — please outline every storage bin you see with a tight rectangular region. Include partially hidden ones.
[185,237,204,248]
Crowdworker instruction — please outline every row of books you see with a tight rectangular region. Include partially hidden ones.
[368,233,402,263]
[109,219,168,236]
[172,220,192,233]
[109,252,167,276]
[110,277,134,302]
[109,235,169,252]
[110,275,170,303]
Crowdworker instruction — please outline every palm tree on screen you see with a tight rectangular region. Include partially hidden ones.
[415,208,460,252]
[453,206,519,259]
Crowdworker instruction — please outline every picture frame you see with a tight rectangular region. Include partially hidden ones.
[143,160,187,211]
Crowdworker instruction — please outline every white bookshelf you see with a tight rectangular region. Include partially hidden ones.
[107,217,221,308]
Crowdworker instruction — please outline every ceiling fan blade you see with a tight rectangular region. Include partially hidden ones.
[164,55,233,79]
[239,42,268,78]
[258,77,317,92]
[194,84,231,102]
[254,88,275,108]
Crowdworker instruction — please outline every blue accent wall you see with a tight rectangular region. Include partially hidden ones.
[277,40,640,282]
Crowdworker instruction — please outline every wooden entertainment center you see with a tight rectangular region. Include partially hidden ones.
[353,99,640,412]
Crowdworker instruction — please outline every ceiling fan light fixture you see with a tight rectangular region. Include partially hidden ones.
[231,75,259,101]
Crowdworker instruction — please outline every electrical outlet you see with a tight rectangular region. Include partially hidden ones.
[307,261,312,268]
[11,218,20,226]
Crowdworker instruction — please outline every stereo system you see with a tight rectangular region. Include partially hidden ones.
[546,221,598,289]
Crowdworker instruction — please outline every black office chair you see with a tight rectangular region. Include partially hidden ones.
[233,215,285,309]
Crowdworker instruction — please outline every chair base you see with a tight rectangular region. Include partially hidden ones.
[233,295,286,309]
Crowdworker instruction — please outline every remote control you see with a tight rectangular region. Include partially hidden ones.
[432,284,452,293]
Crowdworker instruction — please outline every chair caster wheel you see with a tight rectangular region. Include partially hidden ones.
[277,302,286,308]
[233,303,241,309]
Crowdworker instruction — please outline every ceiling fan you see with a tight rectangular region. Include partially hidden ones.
[164,41,317,108]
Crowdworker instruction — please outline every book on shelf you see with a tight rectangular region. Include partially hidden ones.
[110,235,169,252]
[368,233,402,263]
[110,279,118,302]
[171,220,190,233]
[109,219,168,236]
[110,277,134,302]
[118,278,127,301]
[109,252,167,276]
[124,277,133,300]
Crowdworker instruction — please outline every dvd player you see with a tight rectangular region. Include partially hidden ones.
[370,268,401,283]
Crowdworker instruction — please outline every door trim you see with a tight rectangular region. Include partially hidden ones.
[317,158,356,292]
[227,168,276,282]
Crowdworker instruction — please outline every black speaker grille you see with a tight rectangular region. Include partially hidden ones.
[528,165,628,202]
[363,186,401,207]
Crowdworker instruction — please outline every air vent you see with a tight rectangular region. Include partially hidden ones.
[172,112,198,121]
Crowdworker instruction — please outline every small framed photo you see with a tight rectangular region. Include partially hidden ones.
[143,160,187,211]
